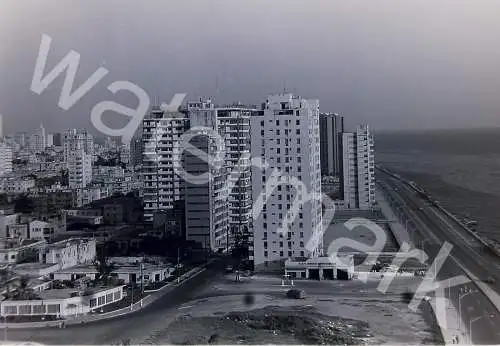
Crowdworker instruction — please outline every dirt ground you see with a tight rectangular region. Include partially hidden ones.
[138,274,443,345]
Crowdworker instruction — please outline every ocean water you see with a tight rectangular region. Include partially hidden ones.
[375,128,500,242]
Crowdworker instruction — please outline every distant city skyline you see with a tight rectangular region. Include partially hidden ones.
[2,0,500,135]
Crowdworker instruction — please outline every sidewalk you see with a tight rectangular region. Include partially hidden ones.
[0,264,210,329]
[429,296,467,345]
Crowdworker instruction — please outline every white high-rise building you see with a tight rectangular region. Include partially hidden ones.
[46,133,54,147]
[29,123,46,152]
[185,98,253,253]
[0,143,13,176]
[63,129,94,165]
[342,125,375,210]
[142,107,189,222]
[67,141,92,188]
[251,93,323,270]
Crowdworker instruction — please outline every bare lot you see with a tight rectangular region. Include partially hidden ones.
[139,274,443,345]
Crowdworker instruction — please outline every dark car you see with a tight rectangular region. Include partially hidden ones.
[286,289,306,299]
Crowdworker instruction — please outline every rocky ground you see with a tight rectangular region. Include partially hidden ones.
[144,305,371,345]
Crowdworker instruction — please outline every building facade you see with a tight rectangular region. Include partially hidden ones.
[184,104,229,252]
[251,93,323,270]
[0,143,13,176]
[319,112,344,177]
[342,125,375,210]
[142,108,189,222]
[186,98,254,253]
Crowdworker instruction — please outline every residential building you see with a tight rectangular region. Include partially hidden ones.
[0,238,46,264]
[0,175,36,194]
[319,112,344,177]
[67,141,92,188]
[0,285,125,318]
[38,238,96,270]
[186,98,254,252]
[28,123,46,153]
[342,125,375,210]
[183,123,229,252]
[250,93,323,270]
[63,129,94,165]
[0,143,12,176]
[0,213,19,238]
[142,107,189,222]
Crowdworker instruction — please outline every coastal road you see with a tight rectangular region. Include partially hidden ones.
[3,259,229,345]
[378,170,500,344]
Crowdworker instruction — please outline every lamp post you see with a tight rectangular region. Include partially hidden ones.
[469,314,495,344]
[458,287,476,334]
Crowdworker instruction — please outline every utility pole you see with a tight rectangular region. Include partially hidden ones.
[139,263,144,307]
[177,247,180,284]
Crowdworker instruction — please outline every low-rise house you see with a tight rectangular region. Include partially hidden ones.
[0,285,126,318]
[284,255,355,280]
[0,238,46,264]
[0,213,20,238]
[39,238,96,270]
[6,224,29,239]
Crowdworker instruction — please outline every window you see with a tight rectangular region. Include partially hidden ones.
[47,304,60,313]
[19,305,31,315]
[300,251,305,257]
[33,305,45,314]
[263,232,267,238]
[296,120,300,126]
[299,223,303,228]
[296,129,300,135]
[276,138,280,144]
[264,251,268,257]
[279,242,283,248]
[98,296,105,306]
[260,120,264,127]
[261,130,264,136]
[300,241,304,247]
[4,306,17,315]
[276,129,280,135]
[288,241,292,248]
[276,120,279,126]
[90,298,97,308]
[263,223,267,229]
[300,232,304,238]
[288,251,292,257]
[280,251,284,257]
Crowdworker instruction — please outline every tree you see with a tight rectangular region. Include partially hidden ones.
[8,276,39,300]
[94,251,116,285]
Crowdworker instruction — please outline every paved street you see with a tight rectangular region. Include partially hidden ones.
[378,171,500,344]
[2,259,228,345]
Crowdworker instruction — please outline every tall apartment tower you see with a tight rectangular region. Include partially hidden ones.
[319,112,344,177]
[67,140,92,188]
[184,99,229,252]
[63,129,94,165]
[342,125,375,210]
[0,143,13,176]
[185,98,254,254]
[251,93,323,270]
[142,107,189,222]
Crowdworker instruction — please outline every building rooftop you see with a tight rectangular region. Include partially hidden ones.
[0,238,44,250]
[46,238,93,250]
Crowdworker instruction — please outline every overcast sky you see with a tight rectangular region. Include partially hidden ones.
[1,0,500,135]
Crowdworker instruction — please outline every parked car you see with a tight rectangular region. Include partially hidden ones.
[286,289,306,299]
